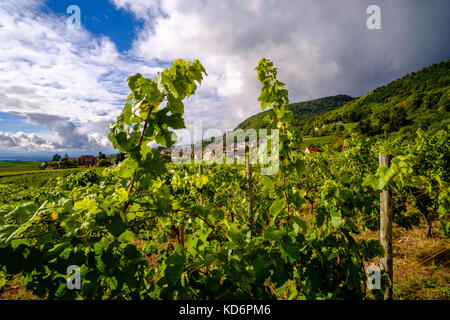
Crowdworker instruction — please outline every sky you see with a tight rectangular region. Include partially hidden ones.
[0,0,449,160]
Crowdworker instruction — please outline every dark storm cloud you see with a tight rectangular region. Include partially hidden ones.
[23,113,70,128]
[314,0,450,96]
[116,0,450,132]
[52,122,92,149]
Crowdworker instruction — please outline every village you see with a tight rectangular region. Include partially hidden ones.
[38,137,325,171]
[39,153,116,169]
[160,138,322,162]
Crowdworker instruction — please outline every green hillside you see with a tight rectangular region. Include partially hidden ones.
[233,59,449,151]
[235,94,354,131]
[304,60,450,137]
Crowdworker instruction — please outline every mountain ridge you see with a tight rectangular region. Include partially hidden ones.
[234,94,354,131]
[234,60,449,139]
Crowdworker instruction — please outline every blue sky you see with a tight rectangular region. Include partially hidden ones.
[0,112,50,134]
[0,0,144,158]
[44,0,142,53]
[0,0,449,160]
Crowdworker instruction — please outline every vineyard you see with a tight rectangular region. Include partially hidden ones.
[0,59,448,300]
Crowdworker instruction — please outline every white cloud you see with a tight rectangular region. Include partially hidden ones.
[0,0,160,153]
[0,125,111,153]
[0,131,54,151]
[1,0,448,154]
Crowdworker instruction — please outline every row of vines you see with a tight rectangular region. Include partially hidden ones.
[0,58,448,299]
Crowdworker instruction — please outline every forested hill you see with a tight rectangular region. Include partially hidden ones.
[234,94,354,131]
[302,60,450,136]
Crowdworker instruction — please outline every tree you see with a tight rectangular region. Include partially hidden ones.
[59,154,77,169]
[356,120,371,135]
[97,159,111,167]
[98,152,106,160]
[59,155,69,168]
[52,153,61,161]
[386,106,409,132]
[114,153,126,164]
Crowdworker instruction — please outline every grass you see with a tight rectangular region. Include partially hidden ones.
[0,167,96,178]
[277,203,448,300]
[0,161,41,173]
[302,135,335,148]
[0,161,101,178]
[356,221,449,300]
[301,123,358,149]
[392,224,449,300]
[0,169,53,178]
[0,275,38,300]
[0,170,69,187]
[0,169,84,183]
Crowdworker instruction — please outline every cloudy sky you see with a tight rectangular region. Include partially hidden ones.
[0,0,449,159]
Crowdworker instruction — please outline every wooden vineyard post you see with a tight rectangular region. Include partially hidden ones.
[379,153,393,300]
[246,152,254,232]
[199,164,204,206]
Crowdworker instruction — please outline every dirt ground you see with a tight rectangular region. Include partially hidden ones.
[356,222,449,300]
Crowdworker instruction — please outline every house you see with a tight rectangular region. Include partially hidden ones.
[160,148,172,155]
[78,155,97,167]
[305,147,320,154]
[41,161,59,169]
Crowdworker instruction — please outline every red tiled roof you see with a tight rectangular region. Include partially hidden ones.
[306,147,320,153]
